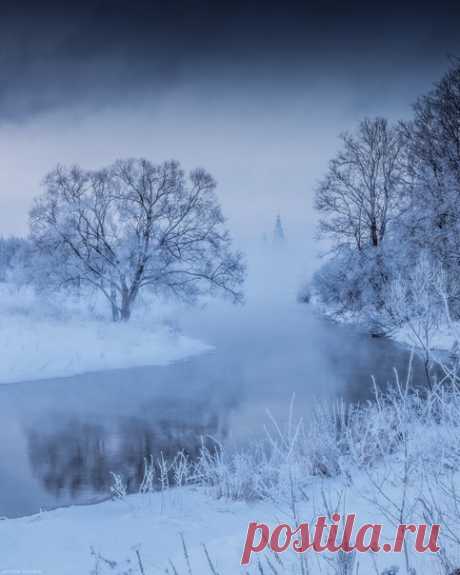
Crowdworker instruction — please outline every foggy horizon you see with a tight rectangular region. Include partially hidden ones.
[1,1,460,241]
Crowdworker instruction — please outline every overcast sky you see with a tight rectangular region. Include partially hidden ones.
[1,0,460,242]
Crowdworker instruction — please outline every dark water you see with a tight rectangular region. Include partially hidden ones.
[0,301,428,518]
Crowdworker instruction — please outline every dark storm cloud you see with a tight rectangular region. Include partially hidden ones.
[0,0,459,120]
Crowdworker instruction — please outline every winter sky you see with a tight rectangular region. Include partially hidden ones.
[1,1,460,241]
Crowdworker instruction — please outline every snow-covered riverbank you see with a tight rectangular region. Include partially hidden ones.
[0,475,442,575]
[2,382,459,575]
[310,296,459,355]
[393,321,458,354]
[0,285,210,384]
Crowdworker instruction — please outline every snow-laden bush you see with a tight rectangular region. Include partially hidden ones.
[310,243,401,332]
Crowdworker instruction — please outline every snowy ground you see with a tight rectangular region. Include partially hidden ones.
[310,294,460,355]
[393,322,457,353]
[0,285,210,384]
[0,479,443,575]
[2,381,459,575]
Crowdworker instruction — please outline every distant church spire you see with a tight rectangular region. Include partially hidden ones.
[273,214,285,243]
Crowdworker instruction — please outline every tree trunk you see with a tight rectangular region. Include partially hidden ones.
[120,286,131,322]
[110,282,120,322]
[111,302,120,322]
[371,220,379,247]
[120,303,131,321]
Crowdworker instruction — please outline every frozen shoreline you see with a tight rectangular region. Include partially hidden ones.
[0,285,210,384]
[309,296,458,355]
[0,478,441,575]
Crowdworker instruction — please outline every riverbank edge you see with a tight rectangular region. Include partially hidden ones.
[307,294,458,355]
[0,314,212,385]
[0,476,438,575]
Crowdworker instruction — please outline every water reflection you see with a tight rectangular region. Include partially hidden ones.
[27,409,227,497]
[0,304,434,518]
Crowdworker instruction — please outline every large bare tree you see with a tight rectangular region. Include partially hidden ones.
[408,58,460,186]
[30,159,245,321]
[398,60,460,316]
[401,60,460,264]
[315,117,406,251]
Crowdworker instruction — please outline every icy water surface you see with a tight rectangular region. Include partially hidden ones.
[0,302,429,517]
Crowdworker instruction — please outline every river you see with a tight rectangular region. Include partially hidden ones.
[0,299,427,518]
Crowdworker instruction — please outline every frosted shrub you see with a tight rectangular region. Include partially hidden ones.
[344,393,411,468]
[193,398,346,506]
[105,372,460,574]
[109,473,127,500]
[110,374,460,524]
[194,376,460,506]
[195,441,272,500]
[301,401,345,478]
[110,451,193,498]
[139,456,156,494]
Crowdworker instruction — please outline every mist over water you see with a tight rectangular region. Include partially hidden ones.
[179,240,421,433]
[0,240,427,518]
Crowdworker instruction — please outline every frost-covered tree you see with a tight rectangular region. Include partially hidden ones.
[313,118,407,321]
[382,253,446,383]
[400,59,460,314]
[407,58,460,186]
[311,241,400,325]
[310,61,460,336]
[315,117,406,251]
[30,159,245,321]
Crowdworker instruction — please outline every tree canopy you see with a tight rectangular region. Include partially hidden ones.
[30,159,245,321]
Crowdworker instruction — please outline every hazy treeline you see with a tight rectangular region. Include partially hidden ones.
[312,59,460,342]
[0,237,27,282]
